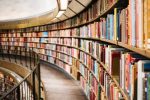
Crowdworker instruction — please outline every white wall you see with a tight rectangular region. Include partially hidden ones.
[0,0,57,21]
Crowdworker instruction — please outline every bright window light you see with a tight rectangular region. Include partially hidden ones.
[56,11,65,18]
[60,0,68,10]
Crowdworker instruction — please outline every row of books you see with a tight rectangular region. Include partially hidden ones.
[2,40,150,99]
[78,39,150,100]
[4,40,150,99]
[38,46,104,100]
[41,41,150,100]
[120,53,150,100]
[0,45,30,52]
[0,42,80,58]
[0,39,78,48]
[79,61,100,98]
[0,3,149,49]
[0,72,16,93]
[39,43,126,99]
[79,43,150,99]
[101,45,150,100]
[79,40,101,59]
[1,42,25,47]
[0,0,140,49]
[37,49,73,65]
[40,55,72,74]
[79,51,99,79]
[48,0,111,29]
[0,32,48,38]
[55,59,71,74]
[0,38,25,42]
[0,42,41,48]
[1,5,143,49]
[79,49,126,99]
[80,75,105,100]
[103,72,123,99]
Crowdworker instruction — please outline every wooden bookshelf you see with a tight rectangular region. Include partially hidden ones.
[48,0,120,31]
[100,62,128,100]
[39,53,72,66]
[118,42,147,58]
[1,0,149,99]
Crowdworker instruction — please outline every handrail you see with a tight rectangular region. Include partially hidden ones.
[0,45,41,100]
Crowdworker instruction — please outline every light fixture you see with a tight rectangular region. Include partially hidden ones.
[56,11,65,18]
[52,18,57,21]
[54,0,68,19]
[60,0,68,10]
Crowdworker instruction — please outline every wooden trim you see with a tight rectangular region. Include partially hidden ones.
[75,0,86,7]
[68,7,77,14]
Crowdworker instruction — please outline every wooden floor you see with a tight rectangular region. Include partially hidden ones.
[41,63,88,100]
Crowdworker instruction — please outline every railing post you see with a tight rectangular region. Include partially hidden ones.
[25,48,28,67]
[34,52,35,66]
[2,46,4,60]
[17,86,20,100]
[32,71,36,100]
[0,45,4,60]
[38,63,41,100]
[30,49,32,70]
[20,47,22,64]
[15,47,17,63]
[8,46,11,62]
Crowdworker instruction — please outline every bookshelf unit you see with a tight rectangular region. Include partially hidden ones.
[0,0,150,99]
[0,71,16,96]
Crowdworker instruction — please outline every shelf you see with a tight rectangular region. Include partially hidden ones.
[41,58,107,99]
[49,0,119,31]
[39,48,106,95]
[34,41,133,99]
[0,0,143,99]
[77,47,128,99]
[100,62,128,100]
[39,53,72,66]
[3,39,150,59]
[100,38,117,45]
[99,0,118,17]
[118,42,147,58]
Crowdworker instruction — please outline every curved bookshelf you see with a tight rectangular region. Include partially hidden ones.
[0,0,149,99]
[49,0,120,31]
[34,35,150,59]
[36,41,128,99]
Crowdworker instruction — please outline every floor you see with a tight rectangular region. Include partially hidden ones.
[41,63,88,100]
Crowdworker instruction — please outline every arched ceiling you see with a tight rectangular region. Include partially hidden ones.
[0,0,57,22]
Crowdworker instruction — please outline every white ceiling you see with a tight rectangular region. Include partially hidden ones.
[0,0,57,21]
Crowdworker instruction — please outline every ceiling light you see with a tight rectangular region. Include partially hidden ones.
[60,0,68,10]
[56,11,65,18]
[52,18,57,21]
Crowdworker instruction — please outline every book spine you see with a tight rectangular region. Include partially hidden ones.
[114,8,117,41]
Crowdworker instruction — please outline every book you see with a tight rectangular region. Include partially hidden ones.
[137,60,150,100]
[144,0,150,49]
[130,0,136,46]
[135,0,143,48]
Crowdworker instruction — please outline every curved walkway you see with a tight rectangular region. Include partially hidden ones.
[41,63,88,100]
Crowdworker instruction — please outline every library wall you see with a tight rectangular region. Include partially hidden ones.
[0,0,150,100]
